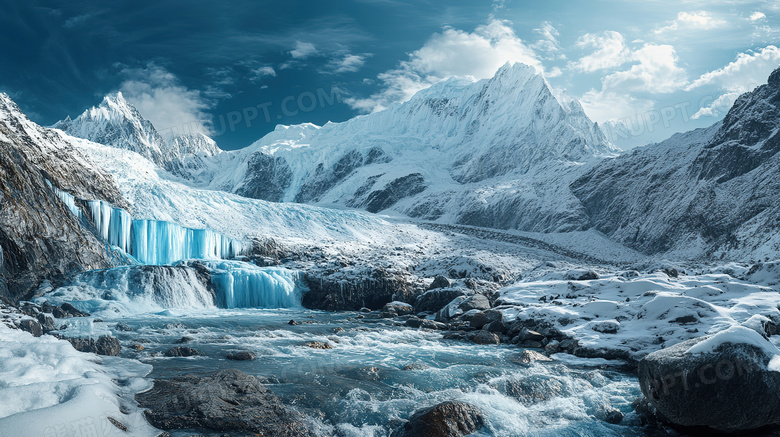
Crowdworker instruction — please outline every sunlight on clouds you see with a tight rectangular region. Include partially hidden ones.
[570,31,631,72]
[750,11,766,21]
[291,42,318,59]
[118,64,213,137]
[602,44,688,94]
[346,19,543,112]
[655,11,727,33]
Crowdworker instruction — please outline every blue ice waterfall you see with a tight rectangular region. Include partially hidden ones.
[202,261,304,309]
[46,182,247,265]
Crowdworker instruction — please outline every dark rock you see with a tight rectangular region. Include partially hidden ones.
[390,401,485,437]
[136,369,311,436]
[288,319,298,325]
[638,333,780,432]
[420,319,448,330]
[508,350,552,366]
[565,269,600,281]
[471,331,500,345]
[67,336,121,356]
[442,332,468,341]
[405,317,424,328]
[302,266,415,311]
[175,336,194,344]
[414,288,469,313]
[18,319,43,337]
[497,374,568,403]
[93,318,103,323]
[164,346,202,357]
[36,313,56,333]
[381,301,415,318]
[304,341,332,349]
[599,408,624,424]
[115,321,133,331]
[458,294,491,312]
[363,173,427,213]
[470,310,502,329]
[544,340,560,354]
[427,276,451,291]
[234,152,293,202]
[226,351,256,361]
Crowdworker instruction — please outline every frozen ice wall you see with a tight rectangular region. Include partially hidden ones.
[81,196,247,265]
[205,261,303,309]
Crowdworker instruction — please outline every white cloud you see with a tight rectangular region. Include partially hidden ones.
[750,11,767,21]
[250,66,276,82]
[118,64,213,137]
[532,21,562,57]
[346,19,542,112]
[687,45,780,93]
[290,41,318,59]
[329,54,368,73]
[570,31,631,72]
[579,89,655,124]
[602,44,688,94]
[692,92,741,119]
[655,11,727,33]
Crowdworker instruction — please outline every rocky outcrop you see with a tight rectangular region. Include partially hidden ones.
[391,401,485,437]
[0,93,128,302]
[136,369,311,436]
[302,266,418,311]
[66,336,121,356]
[235,152,292,201]
[638,327,780,432]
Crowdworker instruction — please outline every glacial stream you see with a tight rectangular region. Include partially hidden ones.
[103,309,643,436]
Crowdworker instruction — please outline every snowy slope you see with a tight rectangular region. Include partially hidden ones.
[573,67,780,259]
[206,62,618,232]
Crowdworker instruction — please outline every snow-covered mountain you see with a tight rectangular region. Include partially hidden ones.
[209,62,618,232]
[54,92,221,176]
[573,67,780,258]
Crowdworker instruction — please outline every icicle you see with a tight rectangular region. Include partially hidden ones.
[207,261,302,309]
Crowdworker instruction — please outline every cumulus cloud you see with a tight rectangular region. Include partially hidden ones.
[687,45,780,93]
[118,64,213,137]
[655,11,727,33]
[579,89,655,124]
[570,31,631,72]
[602,44,688,94]
[290,41,318,59]
[688,45,780,119]
[750,11,767,21]
[329,54,369,73]
[532,21,562,57]
[250,66,276,82]
[346,19,543,112]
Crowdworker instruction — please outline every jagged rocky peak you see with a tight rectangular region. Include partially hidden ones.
[54,92,221,175]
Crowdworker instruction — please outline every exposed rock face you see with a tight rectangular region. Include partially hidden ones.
[0,93,127,302]
[638,331,780,432]
[573,67,780,257]
[302,266,417,311]
[234,153,292,201]
[391,401,485,437]
[66,336,121,356]
[414,287,471,313]
[136,369,311,436]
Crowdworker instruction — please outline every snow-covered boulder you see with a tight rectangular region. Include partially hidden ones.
[638,326,780,432]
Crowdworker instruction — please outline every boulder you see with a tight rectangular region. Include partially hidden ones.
[226,351,256,361]
[565,269,599,281]
[470,331,500,345]
[458,294,490,312]
[391,401,485,437]
[36,313,56,333]
[67,336,121,356]
[381,301,415,318]
[115,322,134,332]
[415,288,469,313]
[304,341,332,349]
[470,310,502,329]
[136,369,311,436]
[427,275,451,291]
[638,326,780,432]
[164,346,202,357]
[18,319,43,337]
[508,350,552,366]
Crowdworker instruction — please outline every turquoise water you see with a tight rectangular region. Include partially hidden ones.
[108,309,644,437]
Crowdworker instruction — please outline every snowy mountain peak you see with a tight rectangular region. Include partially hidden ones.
[54,93,221,175]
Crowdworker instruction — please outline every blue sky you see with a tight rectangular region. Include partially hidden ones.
[0,0,778,150]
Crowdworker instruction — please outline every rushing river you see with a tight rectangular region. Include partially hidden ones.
[98,308,644,437]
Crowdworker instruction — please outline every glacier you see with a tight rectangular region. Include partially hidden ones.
[201,261,303,309]
[50,186,249,265]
